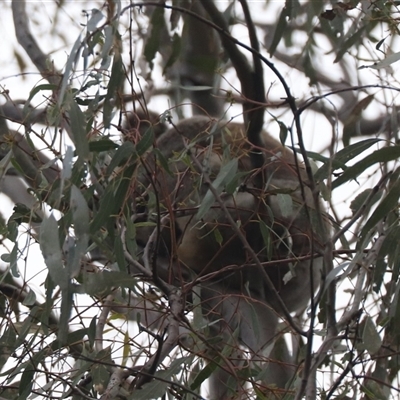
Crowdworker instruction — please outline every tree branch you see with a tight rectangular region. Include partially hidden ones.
[11,0,61,86]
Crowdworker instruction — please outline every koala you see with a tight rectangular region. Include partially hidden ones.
[130,115,327,399]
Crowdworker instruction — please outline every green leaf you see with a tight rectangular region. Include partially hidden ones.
[0,327,17,367]
[334,26,366,63]
[259,219,272,261]
[349,188,381,216]
[154,148,172,175]
[213,228,223,246]
[360,179,400,241]
[47,102,62,126]
[16,309,39,346]
[278,121,288,145]
[49,328,87,351]
[375,225,400,291]
[115,235,128,272]
[70,185,90,240]
[191,361,219,390]
[8,244,19,277]
[40,214,68,290]
[163,33,182,74]
[333,146,400,189]
[103,36,124,128]
[197,158,238,219]
[269,8,288,56]
[91,159,135,234]
[59,286,74,345]
[23,84,57,119]
[68,99,90,160]
[58,33,84,105]
[22,289,36,307]
[136,360,187,400]
[285,0,301,19]
[362,316,382,356]
[88,316,97,348]
[89,139,119,153]
[363,51,400,70]
[144,7,166,69]
[6,219,18,243]
[136,127,155,156]
[225,171,248,195]
[315,139,381,181]
[86,8,104,32]
[19,362,34,399]
[277,193,293,218]
[302,48,317,85]
[61,146,74,183]
[106,140,136,176]
[125,215,137,263]
[92,363,110,393]
[83,270,137,296]
[101,25,114,62]
[67,186,90,279]
[0,149,12,180]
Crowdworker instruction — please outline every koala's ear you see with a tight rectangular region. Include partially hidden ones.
[123,110,167,141]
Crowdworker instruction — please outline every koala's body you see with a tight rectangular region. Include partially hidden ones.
[132,115,327,398]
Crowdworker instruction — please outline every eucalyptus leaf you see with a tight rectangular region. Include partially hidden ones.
[68,99,90,160]
[269,8,288,56]
[362,316,382,355]
[277,193,293,218]
[315,139,381,181]
[197,158,238,219]
[360,179,400,241]
[58,34,83,105]
[144,7,166,69]
[333,146,400,189]
[91,164,135,233]
[40,214,68,290]
[106,140,136,175]
[363,51,400,70]
[67,186,90,278]
[86,9,104,32]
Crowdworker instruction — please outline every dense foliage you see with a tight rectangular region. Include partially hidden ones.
[1,1,400,399]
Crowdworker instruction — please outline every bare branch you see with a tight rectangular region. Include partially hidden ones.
[11,0,61,86]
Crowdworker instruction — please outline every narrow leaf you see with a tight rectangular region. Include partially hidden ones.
[277,193,293,218]
[40,215,68,290]
[136,127,155,156]
[86,9,104,32]
[144,7,165,68]
[362,316,382,355]
[269,8,288,56]
[191,361,219,390]
[366,51,400,70]
[334,26,366,63]
[316,138,381,181]
[69,99,90,160]
[163,33,182,74]
[23,84,57,118]
[197,159,238,219]
[106,141,136,176]
[19,362,34,399]
[333,146,400,189]
[91,164,136,233]
[59,286,74,345]
[58,34,83,105]
[360,179,400,240]
[67,186,90,278]
[103,37,124,128]
[89,139,119,153]
[70,185,90,239]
